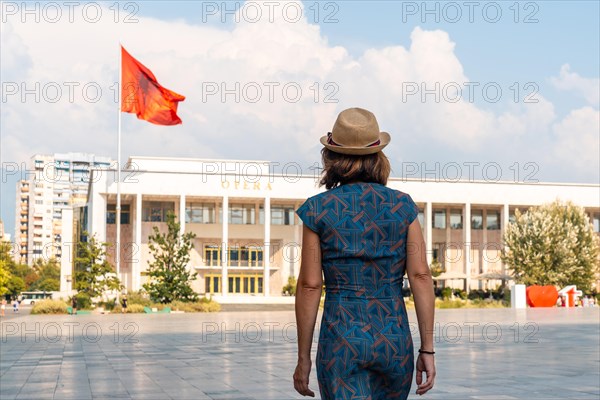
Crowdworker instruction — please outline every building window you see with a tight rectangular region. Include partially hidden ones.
[142,201,174,222]
[486,211,500,230]
[229,204,255,224]
[186,203,215,224]
[205,274,262,294]
[417,211,424,226]
[450,210,463,229]
[203,244,263,267]
[471,210,483,230]
[271,206,295,225]
[107,204,130,224]
[592,213,600,233]
[204,245,221,266]
[228,245,263,267]
[433,209,446,229]
[205,275,220,293]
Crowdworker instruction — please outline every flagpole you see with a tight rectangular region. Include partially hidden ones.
[116,43,122,303]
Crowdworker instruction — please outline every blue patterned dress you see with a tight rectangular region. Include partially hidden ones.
[296,182,419,400]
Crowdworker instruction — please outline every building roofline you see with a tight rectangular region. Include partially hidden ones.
[89,166,600,188]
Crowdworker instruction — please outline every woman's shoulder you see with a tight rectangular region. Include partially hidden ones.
[351,182,414,202]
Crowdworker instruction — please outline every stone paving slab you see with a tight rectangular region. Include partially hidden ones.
[1,308,598,399]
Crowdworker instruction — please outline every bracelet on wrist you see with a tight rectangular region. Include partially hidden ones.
[418,349,435,355]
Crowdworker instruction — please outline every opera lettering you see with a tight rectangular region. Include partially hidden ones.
[221,180,273,191]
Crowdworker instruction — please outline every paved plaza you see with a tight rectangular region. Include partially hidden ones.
[0,307,598,400]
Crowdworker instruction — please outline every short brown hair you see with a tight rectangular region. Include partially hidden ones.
[319,148,391,189]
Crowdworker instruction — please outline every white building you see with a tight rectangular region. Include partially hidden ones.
[14,153,113,266]
[72,156,600,302]
[0,219,10,242]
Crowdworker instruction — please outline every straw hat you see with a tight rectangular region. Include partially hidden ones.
[320,107,390,155]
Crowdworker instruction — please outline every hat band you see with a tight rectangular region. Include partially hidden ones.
[327,132,381,148]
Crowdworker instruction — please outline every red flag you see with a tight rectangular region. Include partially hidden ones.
[121,46,185,125]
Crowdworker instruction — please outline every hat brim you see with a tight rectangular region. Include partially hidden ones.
[319,132,391,155]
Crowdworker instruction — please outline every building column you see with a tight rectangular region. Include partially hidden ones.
[133,193,142,291]
[425,202,433,265]
[481,209,487,290]
[463,202,471,292]
[264,196,271,296]
[89,191,107,243]
[221,195,229,296]
[60,208,74,293]
[501,203,510,277]
[179,195,186,237]
[445,206,451,270]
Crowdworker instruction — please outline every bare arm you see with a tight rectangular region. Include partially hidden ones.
[293,225,323,397]
[406,218,436,395]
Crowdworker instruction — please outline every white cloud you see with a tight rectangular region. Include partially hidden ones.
[550,64,600,106]
[0,1,597,185]
[552,107,600,173]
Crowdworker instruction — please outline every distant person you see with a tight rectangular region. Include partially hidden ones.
[12,298,19,313]
[71,296,77,315]
[1,298,6,317]
[121,295,128,313]
[294,108,436,399]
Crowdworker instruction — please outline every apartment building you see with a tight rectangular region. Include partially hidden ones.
[14,153,113,265]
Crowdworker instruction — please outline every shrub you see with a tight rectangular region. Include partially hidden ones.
[468,299,508,308]
[453,289,467,300]
[162,299,221,312]
[97,299,117,311]
[190,300,221,312]
[74,293,92,309]
[282,277,297,296]
[31,299,68,314]
[436,298,465,309]
[467,289,484,300]
[402,287,412,298]
[441,287,453,300]
[126,291,153,306]
[113,303,147,313]
[503,288,511,304]
[124,304,145,313]
[166,300,194,312]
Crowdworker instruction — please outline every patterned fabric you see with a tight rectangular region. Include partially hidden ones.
[297,182,419,400]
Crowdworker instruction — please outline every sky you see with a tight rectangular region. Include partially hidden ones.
[1,0,599,237]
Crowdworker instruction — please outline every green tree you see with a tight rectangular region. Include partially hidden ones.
[502,200,600,292]
[429,259,444,278]
[6,276,25,297]
[74,233,122,301]
[143,211,198,303]
[0,255,12,297]
[6,259,34,290]
[30,258,60,291]
[0,242,14,296]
